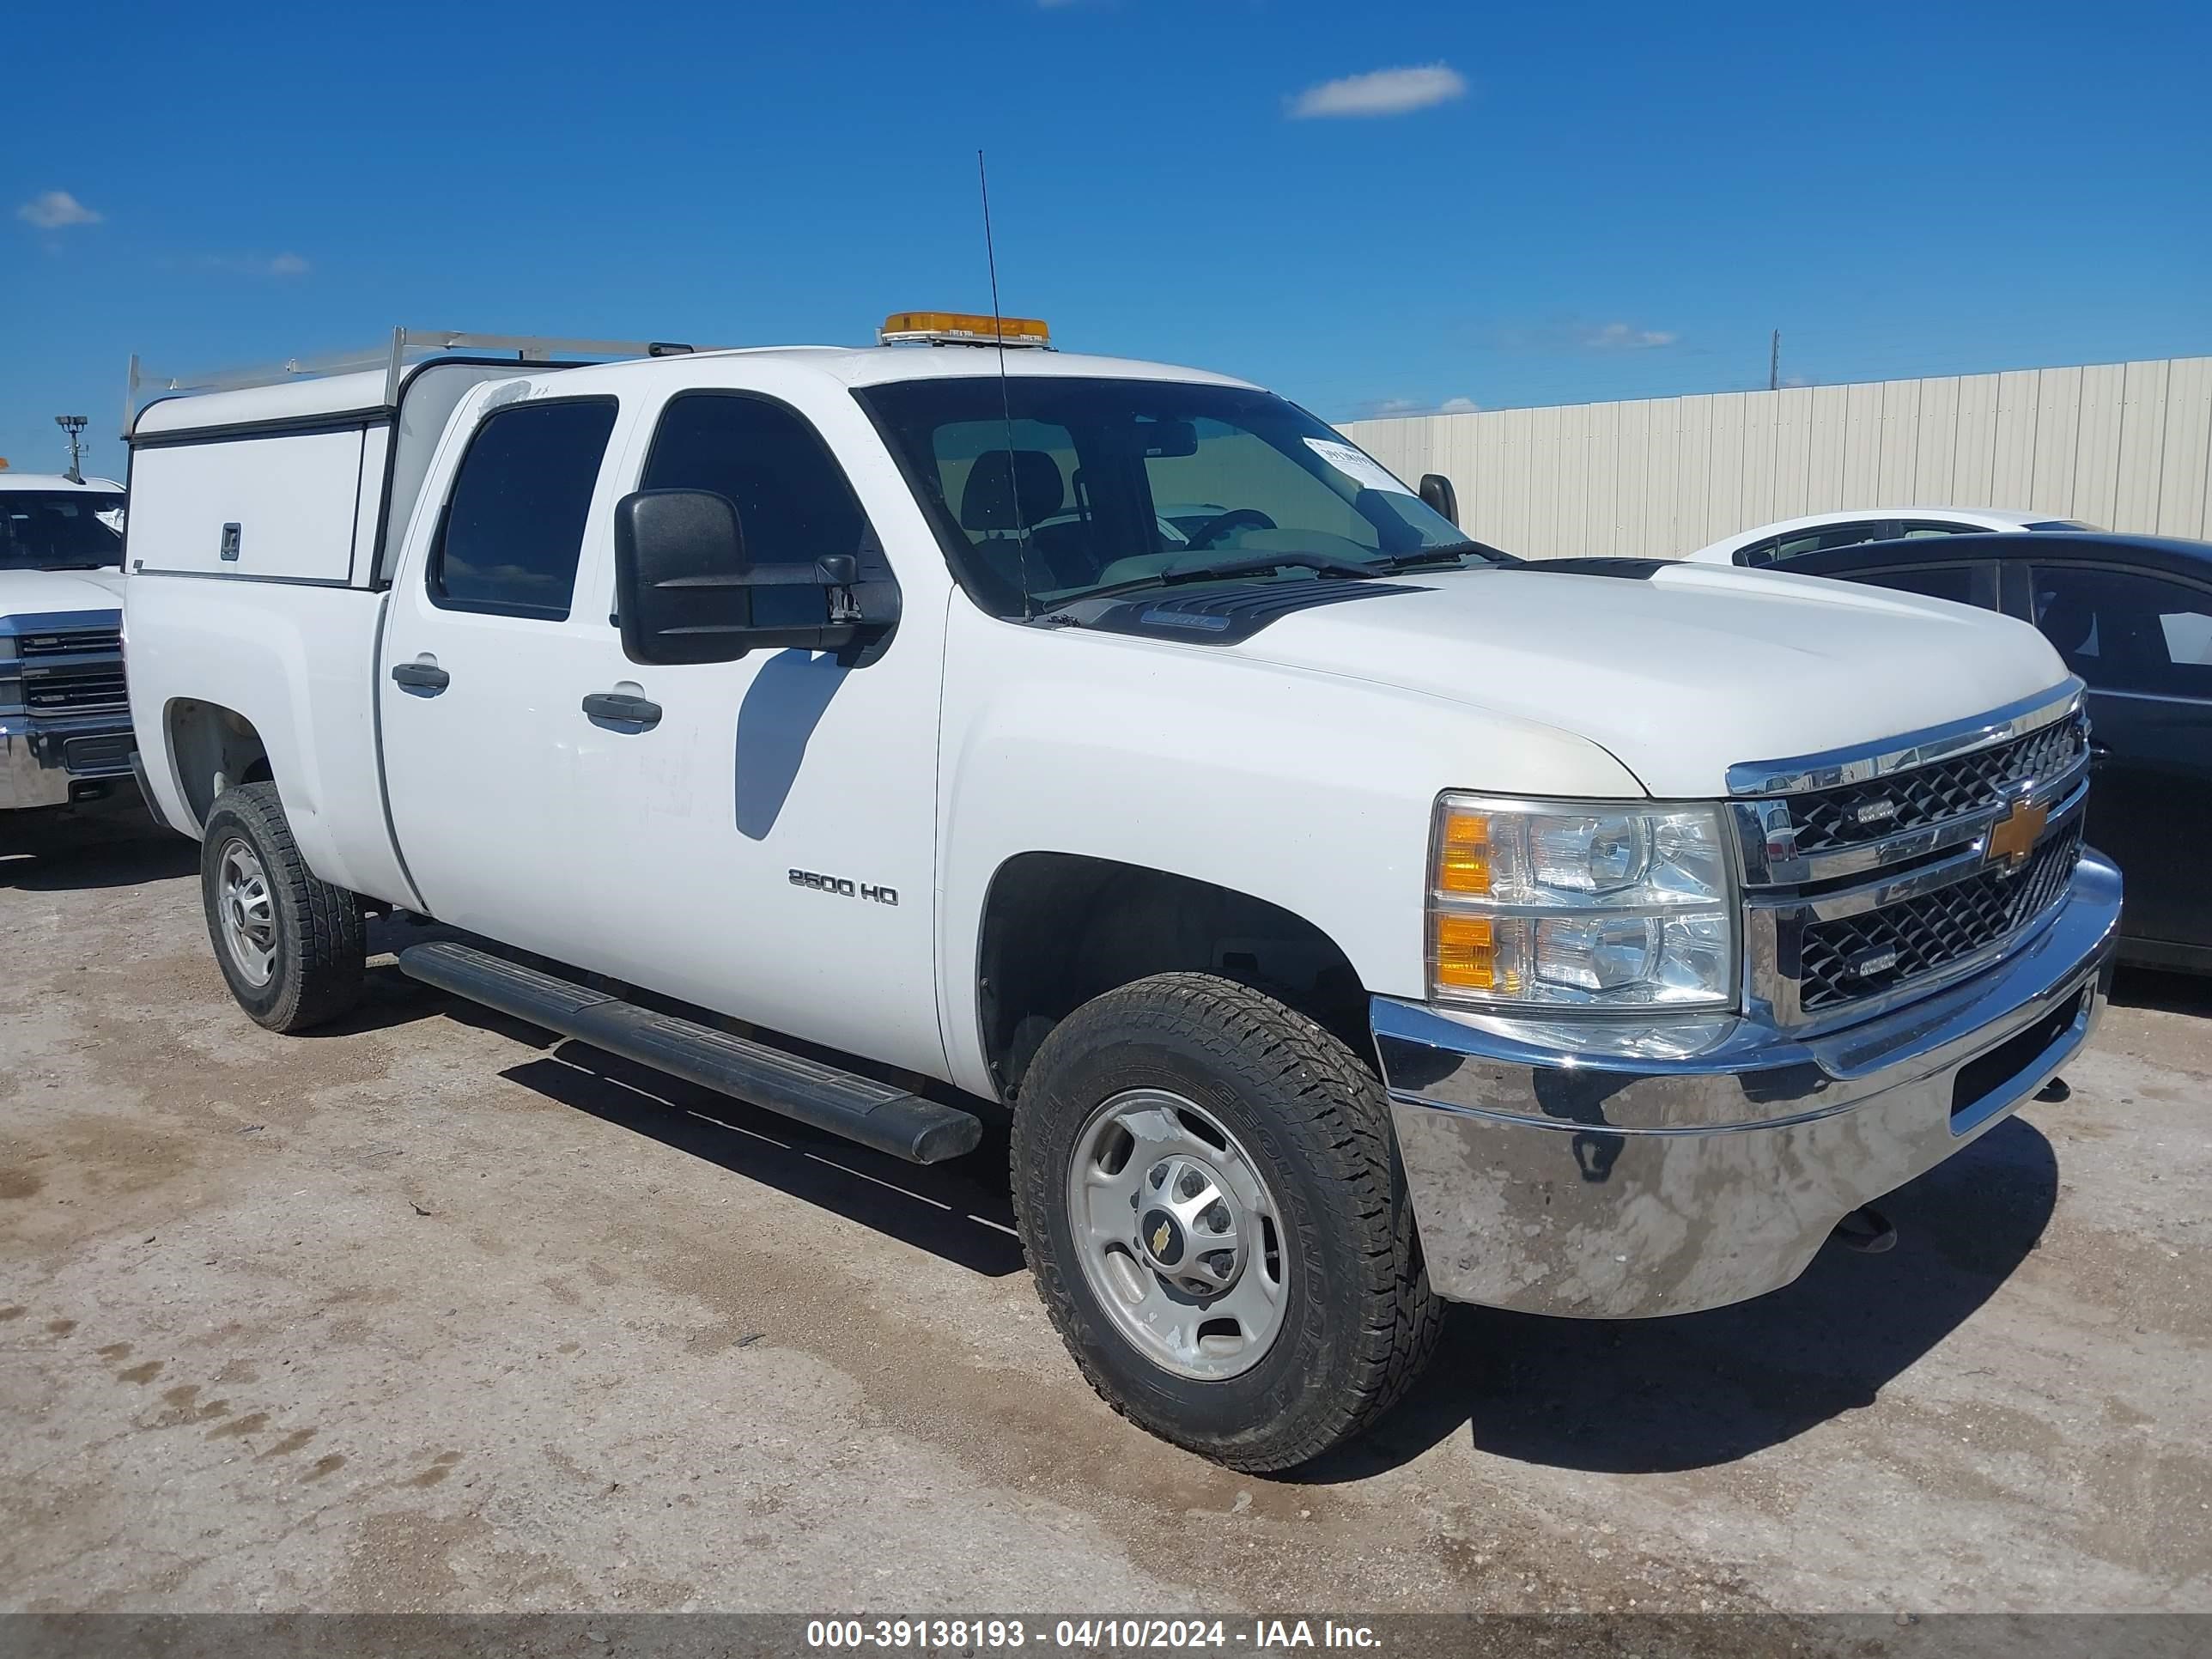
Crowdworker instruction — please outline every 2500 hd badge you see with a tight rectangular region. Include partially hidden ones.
[789,868,898,906]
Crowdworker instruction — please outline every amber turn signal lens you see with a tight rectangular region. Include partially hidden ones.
[1432,913,1498,990]
[1437,810,1492,895]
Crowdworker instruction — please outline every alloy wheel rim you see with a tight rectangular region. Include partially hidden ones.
[218,840,277,988]
[1065,1088,1288,1381]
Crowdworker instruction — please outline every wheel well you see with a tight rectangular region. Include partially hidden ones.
[166,699,271,831]
[976,853,1370,1100]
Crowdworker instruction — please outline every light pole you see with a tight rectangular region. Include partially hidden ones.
[55,414,89,484]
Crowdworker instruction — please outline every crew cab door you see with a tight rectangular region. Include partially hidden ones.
[540,382,946,1075]
[379,389,635,962]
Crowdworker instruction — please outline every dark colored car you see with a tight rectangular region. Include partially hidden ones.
[1779,531,2212,972]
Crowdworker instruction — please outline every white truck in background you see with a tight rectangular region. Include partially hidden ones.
[122,323,2118,1471]
[0,469,139,831]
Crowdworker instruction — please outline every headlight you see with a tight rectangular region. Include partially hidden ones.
[1427,794,1737,1010]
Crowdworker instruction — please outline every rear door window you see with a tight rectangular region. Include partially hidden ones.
[1854,563,1986,606]
[2031,564,2212,697]
[1749,520,1897,566]
[432,398,619,619]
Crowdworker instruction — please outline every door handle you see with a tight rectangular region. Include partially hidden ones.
[390,660,450,692]
[582,691,663,728]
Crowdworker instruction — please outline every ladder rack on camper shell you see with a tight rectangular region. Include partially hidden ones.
[121,330,733,592]
[125,327,730,429]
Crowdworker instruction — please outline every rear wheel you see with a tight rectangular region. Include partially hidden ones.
[200,781,365,1032]
[1012,971,1442,1472]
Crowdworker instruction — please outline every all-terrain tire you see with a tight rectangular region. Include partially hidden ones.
[1012,971,1443,1473]
[200,781,366,1033]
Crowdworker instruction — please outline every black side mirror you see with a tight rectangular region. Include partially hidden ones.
[1419,473,1460,526]
[613,489,873,665]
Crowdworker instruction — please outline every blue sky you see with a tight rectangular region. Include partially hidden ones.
[5,0,2208,480]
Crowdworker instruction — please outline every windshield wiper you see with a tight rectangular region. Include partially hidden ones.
[1371,540,1519,571]
[1069,551,1386,606]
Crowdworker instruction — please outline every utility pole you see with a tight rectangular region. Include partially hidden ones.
[1768,331,1780,392]
[55,414,88,484]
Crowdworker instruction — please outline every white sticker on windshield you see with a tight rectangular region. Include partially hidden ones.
[1303,437,1416,498]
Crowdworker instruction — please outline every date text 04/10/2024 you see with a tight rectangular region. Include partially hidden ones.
[803,1619,1381,1650]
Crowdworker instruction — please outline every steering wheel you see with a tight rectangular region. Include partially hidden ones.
[1177,507,1277,551]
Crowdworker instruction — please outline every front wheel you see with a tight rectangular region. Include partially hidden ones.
[200,781,365,1033]
[1012,972,1442,1472]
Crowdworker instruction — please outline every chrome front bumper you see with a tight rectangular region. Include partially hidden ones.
[0,710,138,811]
[1375,850,2120,1318]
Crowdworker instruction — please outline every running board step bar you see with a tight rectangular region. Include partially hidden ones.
[396,941,982,1164]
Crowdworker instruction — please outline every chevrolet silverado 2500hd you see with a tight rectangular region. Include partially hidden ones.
[122,322,2119,1471]
[1,470,138,829]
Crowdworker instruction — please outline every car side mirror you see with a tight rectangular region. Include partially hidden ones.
[612,489,878,665]
[1419,473,1460,526]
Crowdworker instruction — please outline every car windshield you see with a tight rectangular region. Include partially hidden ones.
[859,376,1480,617]
[0,491,125,570]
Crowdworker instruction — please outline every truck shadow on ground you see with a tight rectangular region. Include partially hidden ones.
[2108,964,2212,1018]
[332,922,1025,1275]
[500,1042,1027,1279]
[0,824,197,890]
[367,958,2061,1476]
[1306,1113,2060,1480]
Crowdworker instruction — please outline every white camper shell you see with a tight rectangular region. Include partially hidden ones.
[126,333,715,588]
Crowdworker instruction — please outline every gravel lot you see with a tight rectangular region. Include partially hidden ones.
[3,822,2208,1615]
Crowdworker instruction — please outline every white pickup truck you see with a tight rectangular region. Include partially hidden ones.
[1,470,139,832]
[122,323,2119,1471]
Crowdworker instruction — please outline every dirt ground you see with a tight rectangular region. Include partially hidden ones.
[3,823,2208,1615]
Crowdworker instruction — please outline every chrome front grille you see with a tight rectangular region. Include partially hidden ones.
[1787,713,2087,854]
[25,668,128,713]
[11,620,128,715]
[1730,683,2092,1029]
[1796,823,2083,1012]
[19,626,122,658]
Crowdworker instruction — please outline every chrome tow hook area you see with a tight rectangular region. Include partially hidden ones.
[1832,1206,1898,1255]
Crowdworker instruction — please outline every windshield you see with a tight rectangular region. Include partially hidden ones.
[0,491,125,570]
[859,377,1473,617]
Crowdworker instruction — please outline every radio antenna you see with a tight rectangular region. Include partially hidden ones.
[979,149,1036,620]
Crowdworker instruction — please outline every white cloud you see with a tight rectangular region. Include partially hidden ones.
[17,190,102,229]
[1359,394,1480,418]
[1288,64,1467,119]
[1583,321,1678,350]
[195,251,311,277]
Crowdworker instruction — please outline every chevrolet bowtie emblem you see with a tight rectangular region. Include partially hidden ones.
[1985,799,2049,871]
[1151,1221,1172,1257]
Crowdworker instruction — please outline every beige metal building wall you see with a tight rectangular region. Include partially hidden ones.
[1338,356,2212,561]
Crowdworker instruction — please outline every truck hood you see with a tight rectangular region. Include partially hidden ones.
[1227,561,2070,799]
[0,567,126,618]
